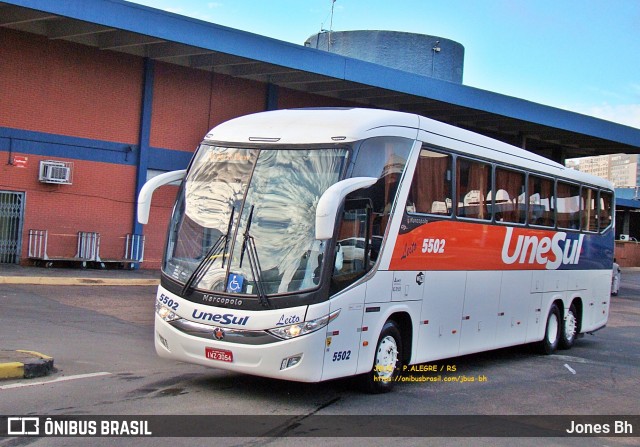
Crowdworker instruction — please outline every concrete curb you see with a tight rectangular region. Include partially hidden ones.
[0,350,54,380]
[0,277,159,286]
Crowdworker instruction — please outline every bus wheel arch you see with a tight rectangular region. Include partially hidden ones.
[559,299,581,350]
[362,320,402,393]
[388,312,413,366]
[361,312,412,393]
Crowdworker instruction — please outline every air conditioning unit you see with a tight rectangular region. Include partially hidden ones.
[39,160,73,185]
[620,234,630,241]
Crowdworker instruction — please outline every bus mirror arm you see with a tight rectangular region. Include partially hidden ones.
[137,169,186,224]
[315,177,378,240]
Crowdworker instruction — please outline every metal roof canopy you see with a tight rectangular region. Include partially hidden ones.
[2,0,640,161]
[616,198,640,210]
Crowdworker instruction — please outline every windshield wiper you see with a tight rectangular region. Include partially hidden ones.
[239,205,270,308]
[181,207,235,295]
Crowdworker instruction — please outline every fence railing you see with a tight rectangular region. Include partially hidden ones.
[76,231,100,261]
[28,229,49,260]
[27,229,145,268]
[124,233,145,263]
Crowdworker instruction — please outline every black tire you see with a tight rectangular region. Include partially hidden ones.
[361,320,403,393]
[559,303,578,350]
[538,303,561,355]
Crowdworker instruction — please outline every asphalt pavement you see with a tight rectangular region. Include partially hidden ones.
[0,264,160,380]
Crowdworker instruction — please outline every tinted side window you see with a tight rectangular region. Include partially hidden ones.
[407,149,452,216]
[332,199,372,295]
[557,182,580,230]
[494,167,526,224]
[457,158,492,220]
[581,187,598,232]
[528,175,554,227]
[351,136,414,240]
[599,190,614,232]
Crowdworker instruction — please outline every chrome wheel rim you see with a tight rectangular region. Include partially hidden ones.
[565,311,577,342]
[547,312,559,344]
[375,335,398,380]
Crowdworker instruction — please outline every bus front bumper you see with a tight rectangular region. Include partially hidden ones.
[154,314,326,383]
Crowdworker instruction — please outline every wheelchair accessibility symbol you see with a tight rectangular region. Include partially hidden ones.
[227,273,244,293]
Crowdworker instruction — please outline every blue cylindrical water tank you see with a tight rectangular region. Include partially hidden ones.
[305,30,464,83]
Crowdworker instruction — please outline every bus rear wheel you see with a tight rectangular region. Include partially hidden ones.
[559,303,578,350]
[362,320,403,393]
[538,303,561,355]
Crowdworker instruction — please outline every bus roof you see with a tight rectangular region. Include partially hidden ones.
[205,107,420,144]
[204,108,613,190]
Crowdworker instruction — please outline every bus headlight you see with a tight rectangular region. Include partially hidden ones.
[267,309,340,340]
[155,302,181,322]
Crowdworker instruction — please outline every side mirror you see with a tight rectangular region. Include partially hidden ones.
[315,177,377,240]
[137,169,186,224]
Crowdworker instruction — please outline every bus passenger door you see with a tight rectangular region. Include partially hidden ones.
[322,199,372,380]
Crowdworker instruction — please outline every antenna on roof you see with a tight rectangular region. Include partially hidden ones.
[328,0,336,52]
[314,0,336,51]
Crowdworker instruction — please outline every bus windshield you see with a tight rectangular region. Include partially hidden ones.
[164,144,348,296]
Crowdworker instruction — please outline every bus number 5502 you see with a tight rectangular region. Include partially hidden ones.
[422,238,446,254]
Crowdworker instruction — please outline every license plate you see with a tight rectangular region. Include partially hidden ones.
[205,347,233,363]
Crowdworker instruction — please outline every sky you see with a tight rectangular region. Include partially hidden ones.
[126,0,640,130]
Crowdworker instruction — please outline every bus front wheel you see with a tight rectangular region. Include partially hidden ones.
[362,320,403,393]
[538,303,561,355]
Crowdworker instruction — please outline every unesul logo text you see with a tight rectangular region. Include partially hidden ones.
[501,227,584,270]
[192,309,249,326]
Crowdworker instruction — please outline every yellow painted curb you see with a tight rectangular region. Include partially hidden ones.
[16,350,53,360]
[0,362,24,380]
[0,350,55,380]
[0,277,159,286]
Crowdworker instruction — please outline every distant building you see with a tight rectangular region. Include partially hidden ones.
[566,154,640,187]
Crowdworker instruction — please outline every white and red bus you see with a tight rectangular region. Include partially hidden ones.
[139,108,614,392]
